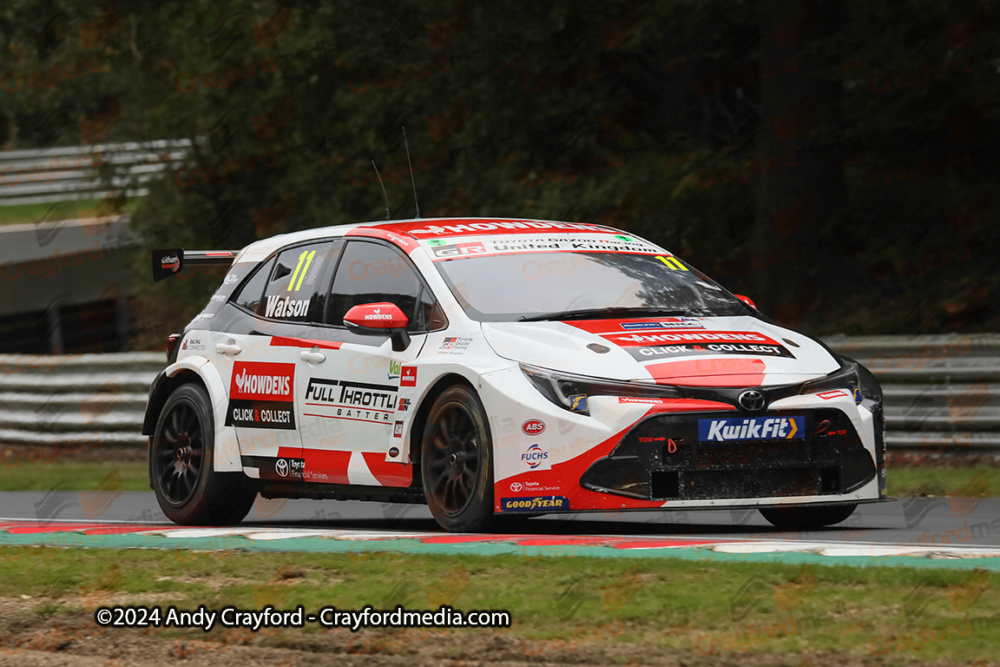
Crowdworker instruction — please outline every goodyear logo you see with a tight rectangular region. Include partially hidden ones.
[501,496,569,512]
[698,416,804,442]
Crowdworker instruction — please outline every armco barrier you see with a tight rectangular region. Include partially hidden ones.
[0,140,190,206]
[0,335,998,453]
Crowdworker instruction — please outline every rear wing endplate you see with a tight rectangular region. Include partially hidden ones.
[151,248,238,282]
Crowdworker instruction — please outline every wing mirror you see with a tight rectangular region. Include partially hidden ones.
[735,294,758,310]
[344,302,411,351]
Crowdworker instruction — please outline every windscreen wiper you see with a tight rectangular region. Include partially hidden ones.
[518,307,690,322]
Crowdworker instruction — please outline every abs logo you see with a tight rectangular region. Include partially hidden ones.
[522,419,545,435]
[521,444,549,469]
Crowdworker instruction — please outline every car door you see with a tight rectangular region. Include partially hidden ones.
[225,240,339,483]
[297,238,445,487]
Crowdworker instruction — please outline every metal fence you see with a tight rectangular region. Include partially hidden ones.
[1,335,998,454]
[0,140,190,206]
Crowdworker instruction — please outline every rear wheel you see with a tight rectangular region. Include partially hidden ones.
[759,503,857,531]
[150,384,255,525]
[420,385,495,532]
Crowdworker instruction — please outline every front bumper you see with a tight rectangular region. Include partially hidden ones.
[580,408,877,502]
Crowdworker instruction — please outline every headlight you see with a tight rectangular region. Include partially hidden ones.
[798,361,859,398]
[798,357,882,407]
[520,363,682,416]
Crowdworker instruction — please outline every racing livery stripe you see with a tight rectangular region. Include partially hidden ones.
[269,336,343,350]
[618,398,737,413]
[346,226,419,253]
[603,331,782,346]
[643,358,766,387]
[279,447,352,485]
[361,452,413,487]
[366,220,613,237]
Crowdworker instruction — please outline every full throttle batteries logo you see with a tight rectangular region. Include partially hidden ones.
[226,362,295,429]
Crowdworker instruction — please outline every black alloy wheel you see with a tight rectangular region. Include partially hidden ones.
[155,402,205,506]
[151,383,256,525]
[421,384,495,532]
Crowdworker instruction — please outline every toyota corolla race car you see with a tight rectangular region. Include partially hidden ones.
[144,218,885,532]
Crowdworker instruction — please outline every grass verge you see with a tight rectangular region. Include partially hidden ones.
[0,548,997,664]
[0,198,137,226]
[0,461,149,492]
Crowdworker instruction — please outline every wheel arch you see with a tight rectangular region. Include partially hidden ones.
[408,373,478,479]
[143,370,205,435]
[144,358,242,473]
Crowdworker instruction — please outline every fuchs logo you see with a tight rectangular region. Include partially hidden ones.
[160,255,180,272]
[265,294,309,318]
[522,419,545,435]
[698,416,804,442]
[501,496,569,512]
[520,444,548,469]
[401,366,417,387]
[387,360,401,381]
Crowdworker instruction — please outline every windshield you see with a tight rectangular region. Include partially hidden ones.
[433,251,749,321]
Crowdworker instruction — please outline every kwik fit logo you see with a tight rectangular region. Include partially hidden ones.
[699,416,804,442]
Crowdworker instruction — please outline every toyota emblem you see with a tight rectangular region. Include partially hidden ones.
[275,459,289,477]
[510,482,523,492]
[738,389,766,412]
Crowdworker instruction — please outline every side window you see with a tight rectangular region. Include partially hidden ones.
[231,258,274,316]
[326,241,443,332]
[259,242,338,321]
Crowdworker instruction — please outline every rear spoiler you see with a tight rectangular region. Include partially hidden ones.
[151,248,238,282]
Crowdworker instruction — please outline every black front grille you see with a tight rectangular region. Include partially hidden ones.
[580,409,876,501]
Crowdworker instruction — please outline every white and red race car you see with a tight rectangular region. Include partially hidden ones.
[144,218,886,531]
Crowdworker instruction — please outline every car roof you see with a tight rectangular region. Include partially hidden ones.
[237,217,633,259]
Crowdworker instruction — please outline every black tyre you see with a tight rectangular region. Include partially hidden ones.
[420,384,495,532]
[759,503,857,531]
[150,383,256,525]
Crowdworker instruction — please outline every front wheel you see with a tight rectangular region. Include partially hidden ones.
[759,503,857,531]
[150,383,256,525]
[420,384,496,532]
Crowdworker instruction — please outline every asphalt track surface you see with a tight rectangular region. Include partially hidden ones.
[1,491,998,548]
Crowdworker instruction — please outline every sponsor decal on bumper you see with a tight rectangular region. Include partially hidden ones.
[501,496,570,512]
[698,416,804,442]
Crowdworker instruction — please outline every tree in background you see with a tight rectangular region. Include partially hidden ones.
[0,0,996,344]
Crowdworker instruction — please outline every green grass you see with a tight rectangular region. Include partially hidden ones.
[0,198,138,226]
[887,467,999,498]
[0,461,148,491]
[2,459,996,499]
[0,548,997,662]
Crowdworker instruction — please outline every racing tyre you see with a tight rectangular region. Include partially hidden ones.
[421,384,496,532]
[150,384,256,525]
[759,503,857,531]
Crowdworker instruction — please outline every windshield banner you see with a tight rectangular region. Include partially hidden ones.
[423,234,663,260]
